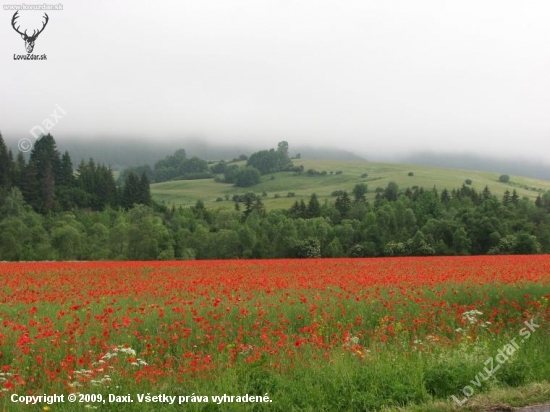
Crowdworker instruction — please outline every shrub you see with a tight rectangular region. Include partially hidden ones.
[233,193,258,203]
[290,238,321,258]
[499,174,510,183]
[361,173,368,178]
[465,179,472,185]
[210,161,227,174]
[234,166,261,188]
[408,172,414,176]
[287,192,295,198]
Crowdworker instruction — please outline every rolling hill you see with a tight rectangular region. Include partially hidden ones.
[151,159,550,210]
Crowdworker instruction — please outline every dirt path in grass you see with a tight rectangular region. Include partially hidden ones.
[486,404,550,412]
[515,404,550,412]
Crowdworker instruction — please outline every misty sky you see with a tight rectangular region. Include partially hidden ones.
[1,0,550,161]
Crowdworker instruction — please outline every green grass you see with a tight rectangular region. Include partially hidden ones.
[151,160,550,210]
[4,325,549,411]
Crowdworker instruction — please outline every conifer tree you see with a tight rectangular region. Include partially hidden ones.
[138,172,152,206]
[21,161,40,210]
[306,193,321,218]
[503,189,511,205]
[59,151,74,187]
[121,172,141,209]
[0,132,12,188]
[41,162,56,212]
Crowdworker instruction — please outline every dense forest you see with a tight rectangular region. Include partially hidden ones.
[1,133,550,261]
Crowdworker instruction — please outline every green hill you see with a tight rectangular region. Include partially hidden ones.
[151,159,550,210]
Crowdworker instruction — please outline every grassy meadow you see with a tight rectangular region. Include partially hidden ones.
[150,159,550,210]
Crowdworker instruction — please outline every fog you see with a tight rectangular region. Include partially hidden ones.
[1,0,550,163]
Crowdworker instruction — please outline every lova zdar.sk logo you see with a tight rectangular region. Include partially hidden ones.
[12,10,48,53]
[11,11,48,59]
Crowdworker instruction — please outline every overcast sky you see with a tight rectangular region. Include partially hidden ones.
[1,0,550,161]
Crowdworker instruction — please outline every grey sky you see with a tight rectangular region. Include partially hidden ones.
[1,0,550,161]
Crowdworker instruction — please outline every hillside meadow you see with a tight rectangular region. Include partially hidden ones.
[151,160,550,210]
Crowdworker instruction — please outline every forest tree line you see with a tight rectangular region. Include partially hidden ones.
[1,133,550,261]
[0,133,151,214]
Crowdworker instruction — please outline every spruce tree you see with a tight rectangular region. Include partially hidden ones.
[59,151,74,187]
[306,193,321,218]
[121,172,141,209]
[335,192,351,217]
[243,193,255,220]
[12,152,26,188]
[0,132,12,188]
[41,162,56,212]
[138,172,152,206]
[252,197,266,217]
[289,200,301,218]
[29,134,61,183]
[95,165,118,209]
[503,190,511,205]
[21,161,40,210]
[440,188,450,203]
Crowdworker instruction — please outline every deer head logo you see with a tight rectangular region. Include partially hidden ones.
[11,11,49,54]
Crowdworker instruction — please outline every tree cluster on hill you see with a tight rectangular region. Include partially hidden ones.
[221,165,261,187]
[245,141,293,174]
[118,141,293,188]
[117,149,215,185]
[210,141,293,187]
[151,149,211,183]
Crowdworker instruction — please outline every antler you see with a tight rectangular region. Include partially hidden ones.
[11,11,26,37]
[11,12,49,39]
[32,13,49,39]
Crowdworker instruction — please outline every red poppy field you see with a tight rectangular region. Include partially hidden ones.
[1,256,549,411]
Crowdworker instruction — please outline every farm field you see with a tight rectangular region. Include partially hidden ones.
[150,160,550,210]
[0,256,549,411]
